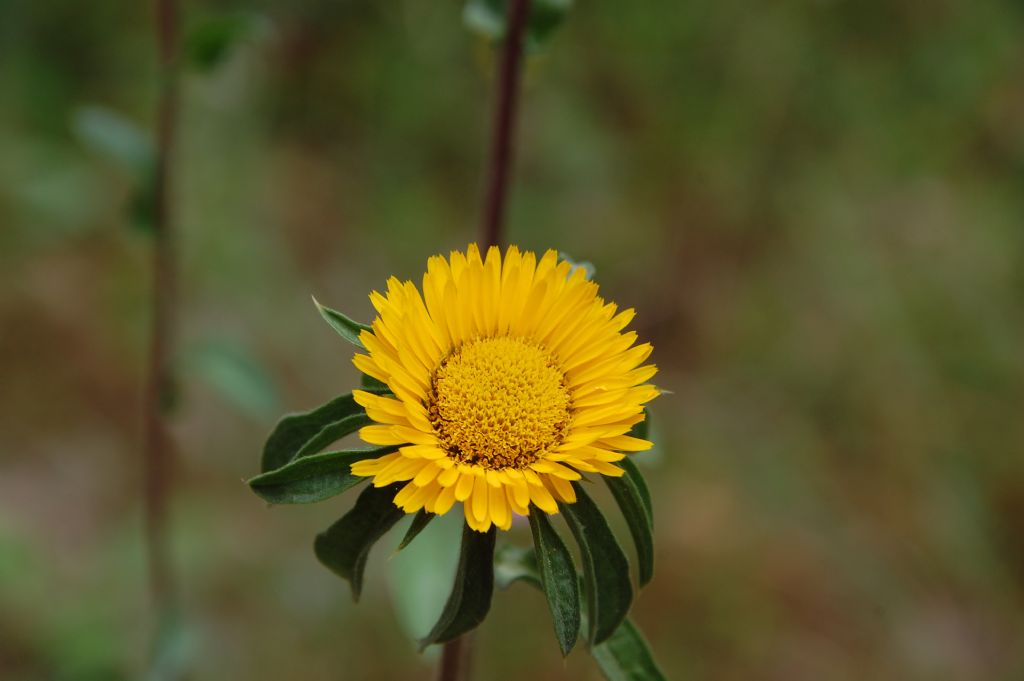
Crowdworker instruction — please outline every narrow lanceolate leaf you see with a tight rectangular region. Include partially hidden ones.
[604,460,654,586]
[261,391,381,473]
[247,446,393,505]
[528,512,581,657]
[618,457,652,526]
[560,483,633,645]
[312,297,371,349]
[590,619,667,681]
[397,509,436,551]
[418,524,496,650]
[314,483,406,601]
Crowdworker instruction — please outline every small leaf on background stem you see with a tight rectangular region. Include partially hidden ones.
[185,11,271,72]
[186,340,280,420]
[145,608,195,681]
[418,524,496,649]
[261,390,383,473]
[247,446,392,505]
[560,483,633,645]
[72,105,158,234]
[528,511,581,656]
[72,106,154,175]
[312,297,371,349]
[463,0,573,52]
[314,483,406,601]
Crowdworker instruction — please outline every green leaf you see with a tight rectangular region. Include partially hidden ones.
[314,483,406,601]
[313,297,371,349]
[145,607,194,681]
[418,524,496,649]
[296,413,372,459]
[247,446,392,505]
[186,340,280,419]
[361,373,389,391]
[186,12,271,72]
[261,391,380,473]
[604,460,654,587]
[590,619,667,681]
[463,0,573,52]
[528,512,581,656]
[629,408,650,441]
[397,510,436,551]
[559,483,633,645]
[71,106,158,234]
[618,457,652,525]
[72,106,154,176]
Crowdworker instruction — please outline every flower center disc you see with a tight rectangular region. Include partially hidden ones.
[428,336,572,469]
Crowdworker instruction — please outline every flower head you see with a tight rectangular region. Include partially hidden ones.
[350,245,658,531]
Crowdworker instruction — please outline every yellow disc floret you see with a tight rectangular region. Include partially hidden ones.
[428,337,571,470]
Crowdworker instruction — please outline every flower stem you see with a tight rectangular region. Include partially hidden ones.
[144,0,180,620]
[442,1,532,678]
[480,0,532,250]
[437,634,468,681]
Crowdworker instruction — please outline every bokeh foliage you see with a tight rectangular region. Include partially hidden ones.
[1,0,1023,680]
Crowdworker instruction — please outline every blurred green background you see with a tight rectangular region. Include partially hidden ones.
[2,0,1024,679]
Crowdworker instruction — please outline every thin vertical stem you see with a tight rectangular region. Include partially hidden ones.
[144,0,180,616]
[479,0,532,250]
[437,635,467,681]
[442,1,531,678]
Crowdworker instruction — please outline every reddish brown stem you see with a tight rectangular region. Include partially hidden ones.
[442,2,532,677]
[437,634,468,681]
[144,0,180,615]
[479,0,532,250]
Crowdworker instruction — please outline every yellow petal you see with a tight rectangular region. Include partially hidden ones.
[489,483,509,529]
[472,475,489,522]
[454,471,475,501]
[596,435,654,452]
[434,485,457,515]
[412,462,442,487]
[530,460,582,480]
[528,481,558,514]
[546,474,577,503]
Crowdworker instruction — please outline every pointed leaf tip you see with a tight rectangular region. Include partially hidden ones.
[314,483,406,601]
[397,509,436,551]
[260,392,373,473]
[418,524,496,649]
[248,445,392,505]
[312,297,371,349]
[528,511,581,656]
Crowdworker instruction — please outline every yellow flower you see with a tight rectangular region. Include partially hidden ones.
[350,245,659,532]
